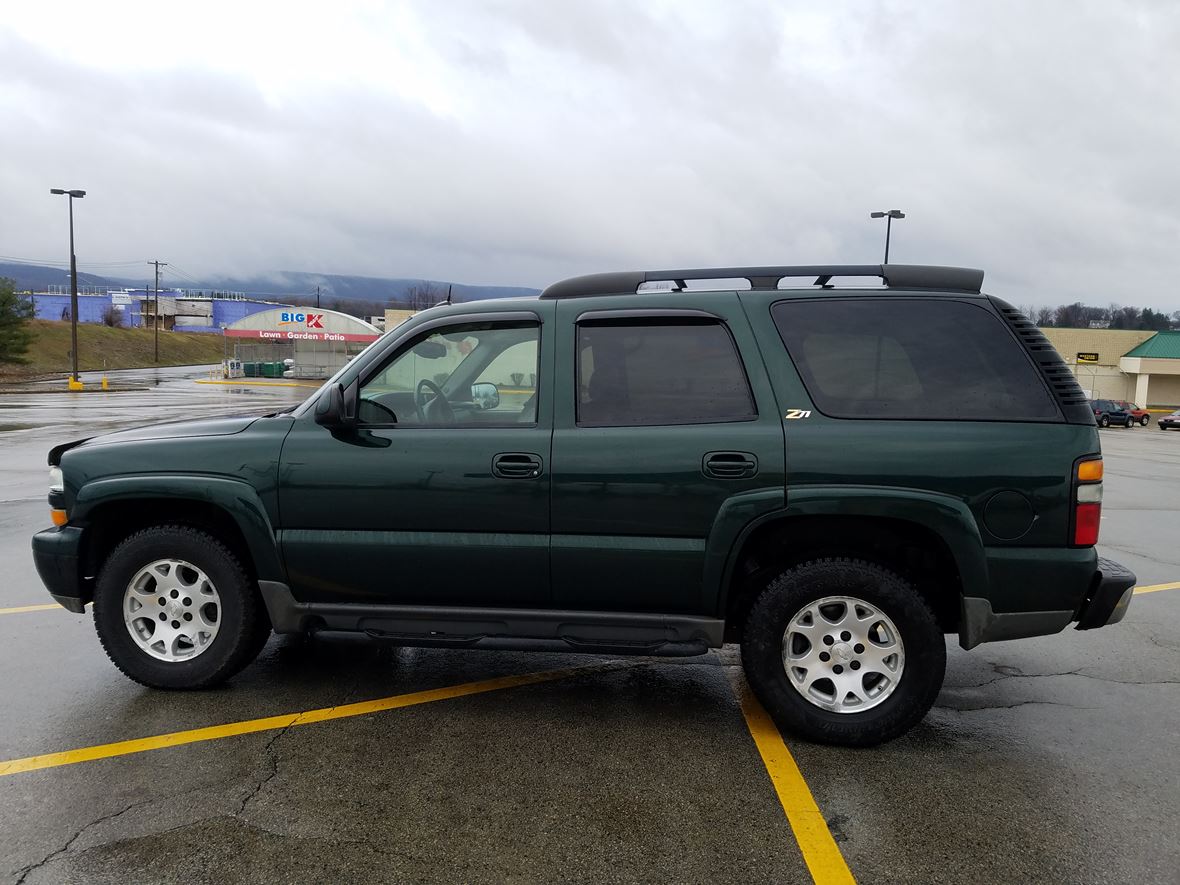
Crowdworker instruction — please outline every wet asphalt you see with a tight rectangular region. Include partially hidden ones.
[0,368,1177,884]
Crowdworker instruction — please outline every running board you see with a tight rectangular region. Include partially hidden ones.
[259,581,723,656]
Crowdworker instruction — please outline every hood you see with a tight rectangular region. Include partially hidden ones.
[73,415,262,450]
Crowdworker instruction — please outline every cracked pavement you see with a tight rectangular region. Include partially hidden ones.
[1,372,1178,883]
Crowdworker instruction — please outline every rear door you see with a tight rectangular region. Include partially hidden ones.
[549,293,785,615]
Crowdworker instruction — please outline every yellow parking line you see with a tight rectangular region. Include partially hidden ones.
[1135,581,1180,595]
[0,603,64,616]
[0,663,617,778]
[730,673,856,885]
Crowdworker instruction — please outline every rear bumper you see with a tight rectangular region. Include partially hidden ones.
[1074,556,1136,630]
[30,526,87,613]
[960,555,1136,649]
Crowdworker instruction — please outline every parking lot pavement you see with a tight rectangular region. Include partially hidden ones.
[1,377,1177,883]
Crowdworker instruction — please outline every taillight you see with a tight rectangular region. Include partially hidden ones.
[1073,457,1103,546]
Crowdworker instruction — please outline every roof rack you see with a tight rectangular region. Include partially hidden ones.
[539,264,984,299]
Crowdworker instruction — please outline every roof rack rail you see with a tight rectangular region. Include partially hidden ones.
[539,264,984,299]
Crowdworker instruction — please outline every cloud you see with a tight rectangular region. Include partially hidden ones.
[1,0,1177,309]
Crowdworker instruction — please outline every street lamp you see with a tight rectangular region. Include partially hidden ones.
[49,188,87,385]
[870,209,905,264]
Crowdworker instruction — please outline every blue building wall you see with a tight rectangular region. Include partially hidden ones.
[30,294,114,323]
[212,300,276,327]
[29,294,280,333]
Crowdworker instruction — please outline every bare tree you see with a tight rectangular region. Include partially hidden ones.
[1054,302,1089,328]
[392,282,448,311]
[1034,306,1055,326]
[100,305,125,328]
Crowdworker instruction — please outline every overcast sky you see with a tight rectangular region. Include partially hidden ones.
[1,0,1177,307]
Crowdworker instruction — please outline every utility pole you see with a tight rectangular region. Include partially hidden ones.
[316,285,320,309]
[149,260,167,362]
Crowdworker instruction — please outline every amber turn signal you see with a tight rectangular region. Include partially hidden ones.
[50,509,68,527]
[1077,460,1103,482]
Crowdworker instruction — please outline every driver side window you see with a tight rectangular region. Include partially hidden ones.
[358,320,540,427]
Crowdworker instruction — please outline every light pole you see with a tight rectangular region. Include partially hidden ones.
[870,209,905,264]
[49,188,86,385]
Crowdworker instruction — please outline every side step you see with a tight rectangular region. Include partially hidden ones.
[259,581,723,657]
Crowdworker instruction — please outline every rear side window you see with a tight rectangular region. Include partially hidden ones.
[577,319,756,426]
[771,299,1060,421]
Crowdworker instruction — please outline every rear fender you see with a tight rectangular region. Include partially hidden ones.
[712,484,990,619]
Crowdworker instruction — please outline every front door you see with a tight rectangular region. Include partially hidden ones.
[278,307,553,607]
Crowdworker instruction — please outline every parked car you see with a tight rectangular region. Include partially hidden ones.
[1091,399,1133,428]
[32,263,1136,747]
[1113,401,1151,427]
[1159,410,1180,431]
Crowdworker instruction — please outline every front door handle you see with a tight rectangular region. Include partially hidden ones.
[702,451,758,479]
[492,452,544,479]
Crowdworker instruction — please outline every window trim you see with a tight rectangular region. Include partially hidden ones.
[358,315,543,430]
[770,296,1064,423]
[573,314,759,429]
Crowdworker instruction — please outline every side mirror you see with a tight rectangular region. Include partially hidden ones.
[471,382,500,411]
[314,380,359,427]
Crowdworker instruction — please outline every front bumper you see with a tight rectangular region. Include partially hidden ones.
[1075,556,1137,630]
[30,526,87,613]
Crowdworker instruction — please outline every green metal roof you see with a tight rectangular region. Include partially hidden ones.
[1124,331,1180,359]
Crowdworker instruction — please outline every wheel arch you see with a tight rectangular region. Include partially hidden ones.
[718,487,989,642]
[72,476,283,601]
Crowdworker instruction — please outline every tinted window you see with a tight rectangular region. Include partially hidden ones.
[577,319,756,426]
[772,299,1059,420]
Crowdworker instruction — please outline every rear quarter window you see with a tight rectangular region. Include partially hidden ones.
[771,298,1060,421]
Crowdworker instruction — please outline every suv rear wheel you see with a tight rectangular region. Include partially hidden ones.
[740,558,945,747]
[93,526,270,689]
[1099,415,1110,427]
[1140,415,1150,427]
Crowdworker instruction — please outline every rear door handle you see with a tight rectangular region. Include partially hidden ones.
[492,452,544,479]
[702,451,758,479]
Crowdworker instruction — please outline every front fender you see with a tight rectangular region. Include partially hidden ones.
[71,475,284,581]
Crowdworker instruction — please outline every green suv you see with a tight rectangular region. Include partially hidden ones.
[31,264,1136,746]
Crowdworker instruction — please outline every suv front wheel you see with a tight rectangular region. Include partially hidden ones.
[741,558,945,747]
[93,525,271,689]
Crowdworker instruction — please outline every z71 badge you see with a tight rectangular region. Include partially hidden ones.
[784,409,812,419]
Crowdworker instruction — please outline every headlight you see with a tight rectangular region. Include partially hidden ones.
[49,466,64,494]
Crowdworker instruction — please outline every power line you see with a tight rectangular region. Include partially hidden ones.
[0,254,150,267]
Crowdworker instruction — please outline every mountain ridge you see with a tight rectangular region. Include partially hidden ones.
[0,262,540,304]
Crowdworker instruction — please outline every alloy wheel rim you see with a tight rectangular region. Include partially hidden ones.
[122,558,221,662]
[781,595,905,713]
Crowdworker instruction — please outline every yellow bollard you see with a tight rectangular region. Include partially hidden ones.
[68,377,84,391]
[101,375,109,390]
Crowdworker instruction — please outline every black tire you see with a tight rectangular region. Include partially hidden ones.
[1125,417,1134,428]
[1099,415,1110,427]
[1140,416,1150,427]
[93,525,270,689]
[740,558,945,747]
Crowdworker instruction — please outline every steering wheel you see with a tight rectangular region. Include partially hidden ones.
[414,378,454,424]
